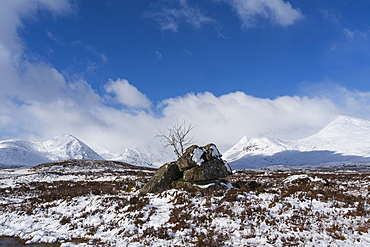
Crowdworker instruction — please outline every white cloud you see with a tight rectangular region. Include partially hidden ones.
[226,0,303,28]
[343,28,368,41]
[330,28,370,54]
[158,92,339,150]
[155,51,162,60]
[145,0,214,32]
[105,79,152,109]
[46,31,65,45]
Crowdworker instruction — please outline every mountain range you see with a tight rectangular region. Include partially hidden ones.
[223,115,370,169]
[1,115,370,169]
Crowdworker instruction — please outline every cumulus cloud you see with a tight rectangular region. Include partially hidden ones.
[105,79,152,109]
[226,0,303,28]
[145,0,214,32]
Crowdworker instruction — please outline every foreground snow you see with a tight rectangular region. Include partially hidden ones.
[1,161,370,246]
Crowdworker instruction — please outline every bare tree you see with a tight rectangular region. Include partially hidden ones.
[155,121,196,158]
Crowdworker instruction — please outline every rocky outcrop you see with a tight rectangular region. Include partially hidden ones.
[141,144,232,194]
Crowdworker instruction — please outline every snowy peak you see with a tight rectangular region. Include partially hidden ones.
[223,136,289,163]
[0,135,103,168]
[298,115,370,156]
[40,134,102,161]
[311,115,370,138]
[42,134,79,149]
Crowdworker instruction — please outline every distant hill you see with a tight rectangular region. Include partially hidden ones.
[33,159,156,173]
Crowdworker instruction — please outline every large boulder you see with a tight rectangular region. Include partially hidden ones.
[180,144,232,182]
[140,143,232,193]
[140,162,182,194]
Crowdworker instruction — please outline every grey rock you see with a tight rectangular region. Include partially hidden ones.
[180,143,232,182]
[183,159,231,182]
[140,162,182,194]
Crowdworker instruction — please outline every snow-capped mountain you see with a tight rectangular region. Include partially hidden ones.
[223,136,290,162]
[0,135,103,168]
[224,116,370,169]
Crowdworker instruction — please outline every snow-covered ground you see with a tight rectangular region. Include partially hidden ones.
[1,160,370,246]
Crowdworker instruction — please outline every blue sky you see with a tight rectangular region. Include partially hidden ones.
[20,0,370,101]
[1,0,370,153]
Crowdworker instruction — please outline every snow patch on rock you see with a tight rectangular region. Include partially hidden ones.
[192,147,205,166]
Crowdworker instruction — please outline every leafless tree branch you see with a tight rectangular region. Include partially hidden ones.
[155,120,196,158]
